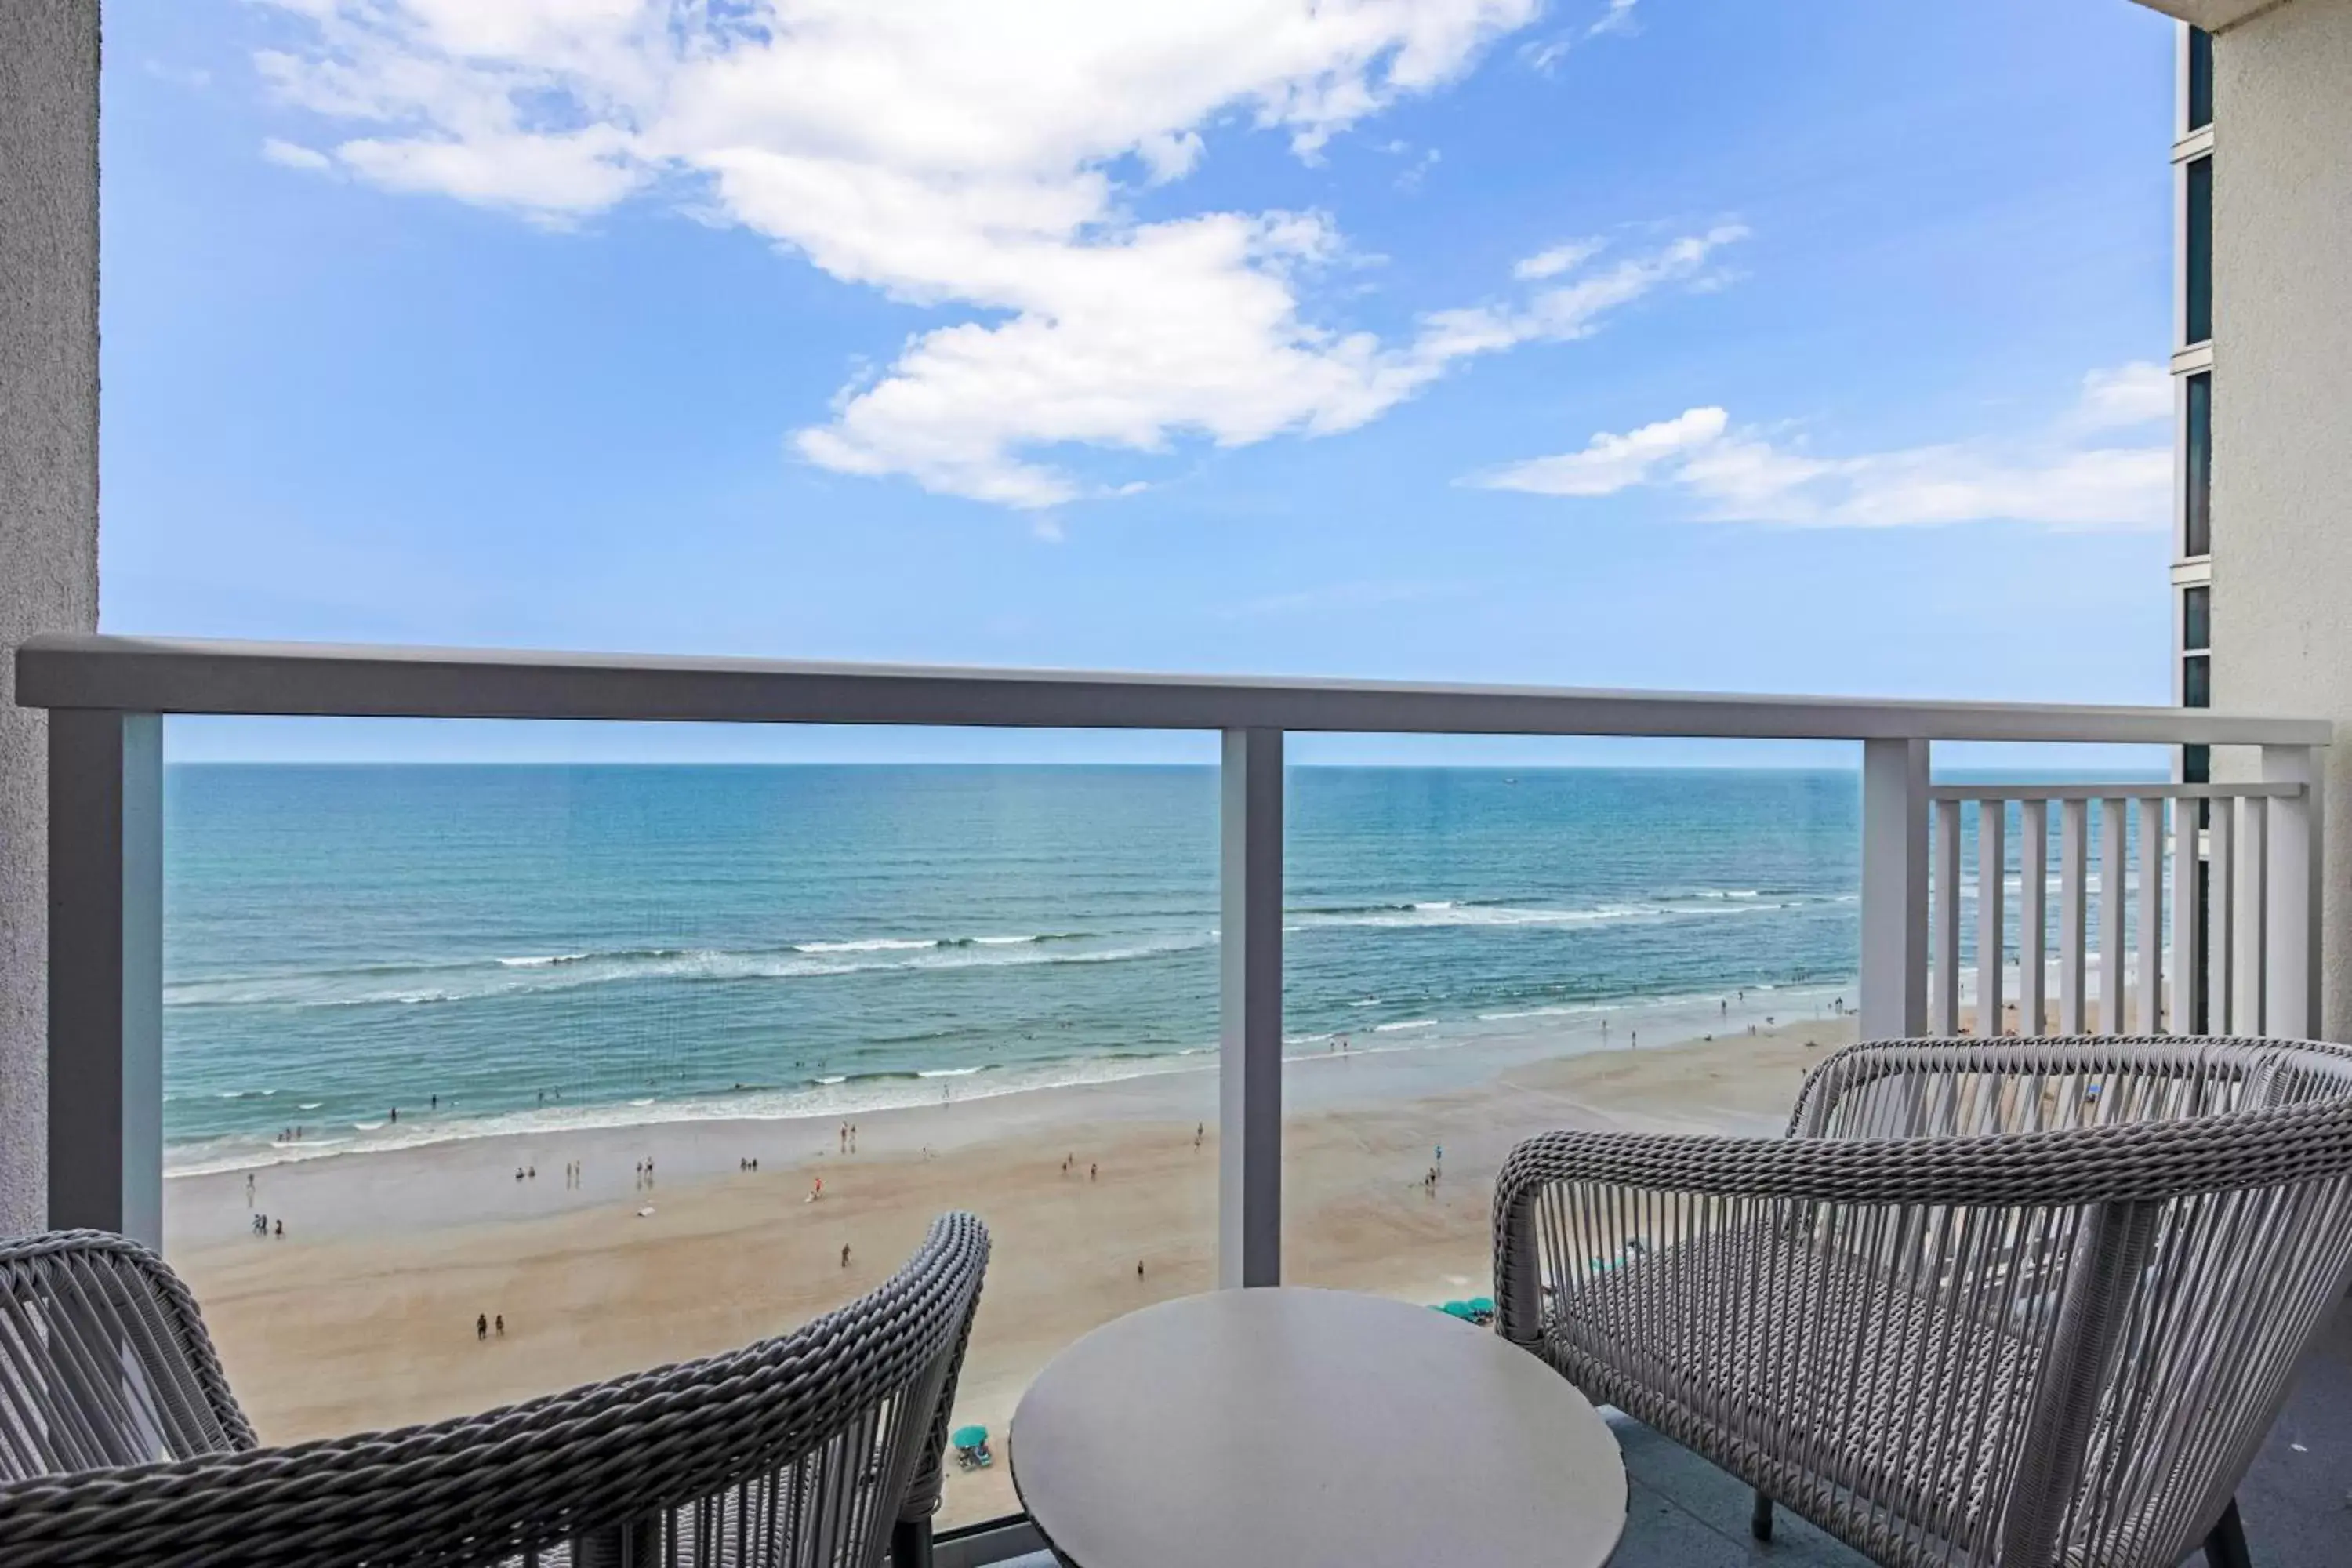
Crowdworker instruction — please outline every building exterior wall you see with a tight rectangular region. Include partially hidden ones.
[0,2,103,1236]
[2209,0,2352,1041]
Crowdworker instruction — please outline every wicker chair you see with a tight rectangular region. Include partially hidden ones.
[0,1211,989,1567]
[1494,1036,2352,1568]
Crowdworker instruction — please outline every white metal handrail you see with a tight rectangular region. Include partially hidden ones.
[1926,782,2314,1047]
[11,633,2331,1285]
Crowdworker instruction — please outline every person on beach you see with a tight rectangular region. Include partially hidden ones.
[273,1219,283,1237]
[1090,1162,1098,1181]
[1137,1260,1145,1279]
[527,1165,535,1180]
[840,1243,851,1269]
[515,1167,524,1183]
[245,1172,255,1206]
[477,1314,487,1341]
[495,1315,504,1337]
[431,1094,437,1109]
[390,1106,397,1123]
[1195,1123,1203,1149]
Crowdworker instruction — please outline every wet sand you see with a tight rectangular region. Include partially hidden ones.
[169,1008,1856,1526]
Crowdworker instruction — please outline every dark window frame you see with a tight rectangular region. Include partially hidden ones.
[2185,155,2213,346]
[2184,371,2212,557]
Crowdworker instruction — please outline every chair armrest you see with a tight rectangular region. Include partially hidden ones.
[1490,1105,2352,1346]
[1787,1035,2347,1138]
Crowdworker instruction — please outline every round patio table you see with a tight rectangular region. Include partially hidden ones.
[1010,1287,1624,1568]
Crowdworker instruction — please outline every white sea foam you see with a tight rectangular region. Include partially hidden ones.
[163,975,1865,1178]
[165,929,1210,1011]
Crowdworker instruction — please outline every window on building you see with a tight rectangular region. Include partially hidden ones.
[2187,28,2213,132]
[2185,155,2213,345]
[2183,653,2211,710]
[2184,741,2212,835]
[2183,585,2209,651]
[2184,371,2212,557]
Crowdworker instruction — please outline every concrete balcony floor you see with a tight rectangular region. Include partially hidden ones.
[1001,1296,2352,1567]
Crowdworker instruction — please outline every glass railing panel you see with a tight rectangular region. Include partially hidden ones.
[158,724,1218,1531]
[1279,747,1860,1308]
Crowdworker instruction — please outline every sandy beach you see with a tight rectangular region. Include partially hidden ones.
[167,998,1856,1528]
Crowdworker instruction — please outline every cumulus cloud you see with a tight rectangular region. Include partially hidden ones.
[252,1,1735,507]
[261,137,332,171]
[1470,366,2172,530]
[2071,360,2172,430]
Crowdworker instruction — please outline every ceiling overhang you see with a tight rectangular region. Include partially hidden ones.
[2127,0,2292,31]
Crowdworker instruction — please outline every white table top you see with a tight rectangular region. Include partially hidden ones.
[1009,1287,1625,1568]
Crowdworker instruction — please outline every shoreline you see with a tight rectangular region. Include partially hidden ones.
[166,998,1859,1529]
[162,976,1856,1181]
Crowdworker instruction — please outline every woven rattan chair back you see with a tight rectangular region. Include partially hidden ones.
[0,1211,989,1568]
[1496,1036,2352,1568]
[0,1229,256,1480]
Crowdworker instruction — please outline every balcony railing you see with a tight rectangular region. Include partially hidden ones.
[14,632,2331,1276]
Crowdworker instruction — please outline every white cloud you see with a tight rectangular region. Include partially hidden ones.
[2072,360,2172,430]
[1473,406,1726,495]
[1588,0,1641,40]
[1519,0,1639,74]
[1472,366,2172,530]
[1513,238,1604,281]
[261,137,332,172]
[252,2,1740,509]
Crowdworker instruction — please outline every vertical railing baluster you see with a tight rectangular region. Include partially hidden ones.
[2058,799,2089,1035]
[2262,746,2322,1039]
[2099,799,2129,1036]
[1933,797,1962,1035]
[2233,797,2267,1037]
[2208,801,2234,1033]
[1977,800,2005,1036]
[2166,797,2201,1036]
[2018,800,2048,1036]
[1860,739,1930,1041]
[1219,728,1283,1288]
[47,711,164,1246]
[2135,797,2164,1035]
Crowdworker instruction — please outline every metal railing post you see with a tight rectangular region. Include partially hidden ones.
[2262,745,2321,1038]
[1219,728,1283,1287]
[46,710,163,1245]
[1860,738,1929,1040]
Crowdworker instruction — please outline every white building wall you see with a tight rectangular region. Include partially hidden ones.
[0,2,103,1236]
[2209,0,2352,1041]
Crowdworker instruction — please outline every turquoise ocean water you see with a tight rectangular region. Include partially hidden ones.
[162,766,1863,1171]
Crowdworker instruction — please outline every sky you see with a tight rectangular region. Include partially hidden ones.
[98,0,2183,766]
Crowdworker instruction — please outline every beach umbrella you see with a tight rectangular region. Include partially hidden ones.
[1469,1297,1495,1316]
[1443,1301,1473,1318]
[952,1425,989,1449]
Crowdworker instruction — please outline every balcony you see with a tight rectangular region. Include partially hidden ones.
[9,632,2342,1566]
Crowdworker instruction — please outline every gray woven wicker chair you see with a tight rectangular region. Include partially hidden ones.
[0,1211,988,1567]
[1495,1036,2352,1568]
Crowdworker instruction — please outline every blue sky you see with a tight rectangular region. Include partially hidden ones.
[100,0,2180,765]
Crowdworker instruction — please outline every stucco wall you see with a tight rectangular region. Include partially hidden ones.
[0,2,102,1236]
[2210,0,2352,1041]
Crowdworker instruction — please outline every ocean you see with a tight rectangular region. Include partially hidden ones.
[162,765,1864,1172]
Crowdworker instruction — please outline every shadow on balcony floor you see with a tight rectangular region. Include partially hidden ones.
[994,1297,2352,1567]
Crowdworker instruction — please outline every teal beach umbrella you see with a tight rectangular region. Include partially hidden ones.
[953,1425,988,1449]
